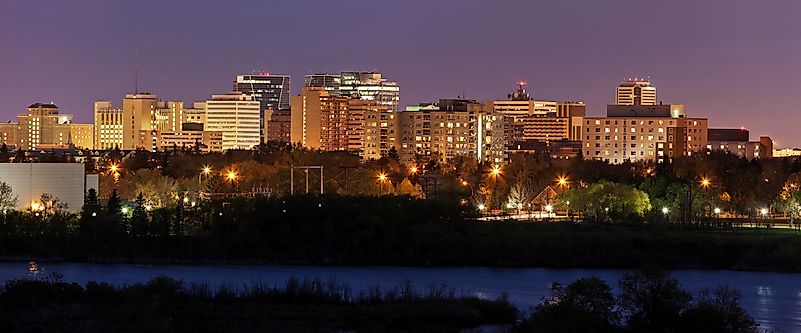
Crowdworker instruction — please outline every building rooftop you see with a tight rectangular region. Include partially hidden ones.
[28,102,58,109]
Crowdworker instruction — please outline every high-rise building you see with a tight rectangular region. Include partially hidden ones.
[205,93,261,150]
[122,93,159,149]
[557,101,586,141]
[347,99,390,160]
[233,73,291,143]
[264,109,291,143]
[17,103,73,150]
[69,124,94,149]
[290,87,350,150]
[303,71,400,155]
[94,101,124,150]
[304,73,341,94]
[583,105,707,164]
[616,79,657,105]
[398,99,504,165]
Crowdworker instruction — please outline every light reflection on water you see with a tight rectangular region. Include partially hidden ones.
[0,263,798,332]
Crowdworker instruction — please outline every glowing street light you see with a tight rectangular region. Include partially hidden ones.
[378,173,387,182]
[491,165,501,177]
[714,207,721,215]
[109,163,119,173]
[760,208,768,216]
[662,207,669,215]
[226,170,238,181]
[700,177,711,188]
[202,166,212,175]
[121,207,129,214]
[557,176,569,188]
[477,204,485,211]
[409,166,418,175]
[545,204,553,213]
[461,180,468,186]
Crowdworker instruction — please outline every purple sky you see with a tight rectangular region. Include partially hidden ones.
[2,0,800,147]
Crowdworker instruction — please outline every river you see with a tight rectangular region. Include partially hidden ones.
[3,263,799,332]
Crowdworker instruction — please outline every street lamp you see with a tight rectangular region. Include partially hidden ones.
[714,207,721,215]
[760,208,768,216]
[491,165,501,177]
[227,170,238,182]
[662,207,669,215]
[377,172,388,195]
[700,177,711,188]
[557,176,569,188]
[409,166,418,175]
[121,207,129,214]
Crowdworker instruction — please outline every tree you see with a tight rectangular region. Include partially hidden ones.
[130,193,149,236]
[618,269,692,331]
[522,277,618,332]
[0,181,18,212]
[682,286,757,333]
[396,178,422,198]
[106,189,121,215]
[562,181,651,222]
[386,146,400,162]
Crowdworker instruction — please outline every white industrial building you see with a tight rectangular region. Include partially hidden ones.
[0,163,98,212]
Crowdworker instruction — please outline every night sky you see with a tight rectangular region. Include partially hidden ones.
[2,1,800,146]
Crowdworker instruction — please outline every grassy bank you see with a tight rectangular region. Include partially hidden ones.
[2,222,801,271]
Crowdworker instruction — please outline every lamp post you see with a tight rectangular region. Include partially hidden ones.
[377,172,388,195]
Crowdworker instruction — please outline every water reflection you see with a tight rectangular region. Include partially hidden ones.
[0,263,797,332]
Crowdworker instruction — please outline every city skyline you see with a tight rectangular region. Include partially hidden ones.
[2,1,800,147]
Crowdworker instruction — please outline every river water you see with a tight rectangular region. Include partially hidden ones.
[2,263,799,332]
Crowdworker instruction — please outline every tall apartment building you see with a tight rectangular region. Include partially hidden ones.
[347,100,391,160]
[233,73,291,143]
[583,104,707,164]
[397,99,504,165]
[94,101,124,150]
[264,109,291,143]
[205,93,261,150]
[304,71,400,155]
[616,79,657,105]
[290,87,350,150]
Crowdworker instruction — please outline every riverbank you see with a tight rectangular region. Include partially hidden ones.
[2,223,801,271]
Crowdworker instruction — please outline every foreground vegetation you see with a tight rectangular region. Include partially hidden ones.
[0,275,516,332]
[1,194,801,271]
[520,269,758,333]
[0,270,757,333]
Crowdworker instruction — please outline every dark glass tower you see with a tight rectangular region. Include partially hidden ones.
[233,73,291,142]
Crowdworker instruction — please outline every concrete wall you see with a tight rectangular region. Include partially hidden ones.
[0,163,90,212]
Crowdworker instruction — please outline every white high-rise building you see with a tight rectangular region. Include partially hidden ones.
[205,93,261,150]
[616,79,657,105]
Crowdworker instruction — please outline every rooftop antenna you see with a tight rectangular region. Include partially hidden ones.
[134,48,139,94]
